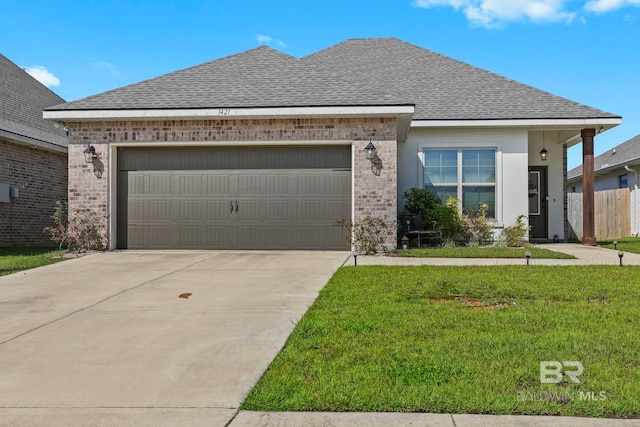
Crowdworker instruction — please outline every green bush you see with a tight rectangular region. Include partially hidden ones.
[502,215,531,247]
[402,188,464,239]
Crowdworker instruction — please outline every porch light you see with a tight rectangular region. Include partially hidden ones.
[618,251,624,267]
[540,132,548,161]
[364,141,377,161]
[525,251,531,265]
[83,145,97,163]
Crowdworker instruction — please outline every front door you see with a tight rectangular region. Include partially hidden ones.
[528,167,548,239]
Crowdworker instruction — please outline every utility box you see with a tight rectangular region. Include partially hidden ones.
[10,186,19,199]
[0,183,10,203]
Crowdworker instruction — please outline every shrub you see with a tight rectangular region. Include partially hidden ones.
[402,188,439,217]
[432,198,465,239]
[43,201,107,252]
[502,215,531,247]
[462,203,494,246]
[337,213,394,254]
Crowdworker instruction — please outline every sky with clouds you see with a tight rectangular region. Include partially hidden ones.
[2,0,639,168]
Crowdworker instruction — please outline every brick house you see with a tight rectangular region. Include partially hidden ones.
[44,38,620,250]
[0,54,68,247]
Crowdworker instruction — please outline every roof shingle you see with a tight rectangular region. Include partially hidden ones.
[47,38,618,121]
[0,54,67,148]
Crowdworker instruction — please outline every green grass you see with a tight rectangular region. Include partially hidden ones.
[242,265,640,418]
[599,237,640,254]
[399,246,575,259]
[0,247,66,276]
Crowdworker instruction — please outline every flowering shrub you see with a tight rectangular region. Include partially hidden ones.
[337,213,394,254]
[43,201,106,252]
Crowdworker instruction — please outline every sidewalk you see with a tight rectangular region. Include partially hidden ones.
[350,243,640,266]
[230,411,640,426]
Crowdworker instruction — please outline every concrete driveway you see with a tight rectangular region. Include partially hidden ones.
[0,250,348,426]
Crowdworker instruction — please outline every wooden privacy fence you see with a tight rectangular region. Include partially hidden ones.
[567,188,631,241]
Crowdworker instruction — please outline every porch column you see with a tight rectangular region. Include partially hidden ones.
[581,128,596,246]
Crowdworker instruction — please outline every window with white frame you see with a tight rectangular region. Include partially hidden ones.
[423,149,496,218]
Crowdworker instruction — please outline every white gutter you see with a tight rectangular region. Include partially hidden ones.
[43,105,415,121]
[625,165,639,236]
[410,118,621,128]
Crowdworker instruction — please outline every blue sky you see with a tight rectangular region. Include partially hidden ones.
[2,0,639,169]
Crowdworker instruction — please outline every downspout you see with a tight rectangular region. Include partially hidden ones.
[624,165,639,236]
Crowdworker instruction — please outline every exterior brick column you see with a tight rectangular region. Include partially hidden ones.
[581,128,596,246]
[353,139,398,251]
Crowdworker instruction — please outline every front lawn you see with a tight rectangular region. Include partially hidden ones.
[599,237,640,254]
[399,246,574,259]
[0,247,66,276]
[242,265,640,418]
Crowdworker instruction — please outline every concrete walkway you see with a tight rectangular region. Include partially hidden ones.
[352,243,640,266]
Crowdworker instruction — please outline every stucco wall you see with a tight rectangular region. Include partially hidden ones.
[398,128,529,233]
[0,139,68,247]
[66,117,398,250]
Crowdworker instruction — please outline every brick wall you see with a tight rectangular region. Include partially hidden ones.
[0,139,68,247]
[67,117,398,249]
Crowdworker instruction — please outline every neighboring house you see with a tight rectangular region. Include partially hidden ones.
[567,133,640,235]
[0,54,68,247]
[43,38,620,250]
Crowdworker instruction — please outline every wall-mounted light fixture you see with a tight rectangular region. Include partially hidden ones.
[83,145,97,163]
[364,141,377,161]
[540,132,548,161]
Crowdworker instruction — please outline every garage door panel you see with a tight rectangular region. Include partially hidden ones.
[265,200,290,221]
[179,175,203,195]
[265,174,289,195]
[178,200,204,221]
[206,175,230,195]
[238,227,266,248]
[238,174,263,195]
[297,174,323,195]
[119,147,351,250]
[149,174,172,195]
[325,174,351,195]
[297,200,323,222]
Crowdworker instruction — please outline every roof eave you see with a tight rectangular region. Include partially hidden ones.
[0,128,68,154]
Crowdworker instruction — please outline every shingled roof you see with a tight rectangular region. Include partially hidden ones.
[0,54,67,150]
[568,133,640,181]
[46,38,618,121]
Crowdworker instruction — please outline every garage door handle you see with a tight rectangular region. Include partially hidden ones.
[230,201,233,213]
[235,201,239,213]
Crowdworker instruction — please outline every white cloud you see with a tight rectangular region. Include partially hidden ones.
[585,0,640,12]
[24,66,60,88]
[412,0,582,27]
[256,33,286,48]
[93,60,120,76]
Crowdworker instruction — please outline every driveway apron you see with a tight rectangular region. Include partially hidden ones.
[0,250,348,426]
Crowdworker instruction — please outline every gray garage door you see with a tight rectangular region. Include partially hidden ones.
[117,146,351,250]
